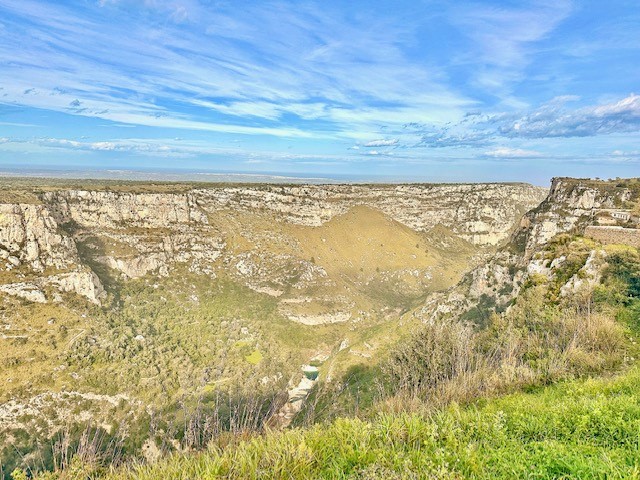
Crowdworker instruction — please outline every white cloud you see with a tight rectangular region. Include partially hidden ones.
[419,94,640,147]
[90,141,117,150]
[484,147,542,158]
[0,122,40,127]
[501,94,640,138]
[363,138,399,147]
[611,149,640,158]
[451,1,573,94]
[0,0,474,140]
[363,149,395,156]
[593,94,640,117]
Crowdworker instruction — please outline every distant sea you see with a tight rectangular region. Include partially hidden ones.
[0,165,454,184]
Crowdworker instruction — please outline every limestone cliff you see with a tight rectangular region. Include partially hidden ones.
[196,183,546,246]
[422,177,640,323]
[518,177,636,256]
[0,182,545,308]
[0,203,104,304]
[42,190,208,229]
[0,203,78,272]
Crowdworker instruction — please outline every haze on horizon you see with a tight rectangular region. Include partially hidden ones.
[0,0,638,184]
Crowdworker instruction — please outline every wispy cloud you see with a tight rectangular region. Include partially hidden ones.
[483,147,543,158]
[0,0,472,139]
[0,0,639,180]
[0,121,40,127]
[450,0,573,96]
[498,94,640,138]
[485,147,542,158]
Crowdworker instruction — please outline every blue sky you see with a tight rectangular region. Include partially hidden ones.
[0,0,639,184]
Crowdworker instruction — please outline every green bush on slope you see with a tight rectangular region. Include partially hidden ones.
[384,285,628,409]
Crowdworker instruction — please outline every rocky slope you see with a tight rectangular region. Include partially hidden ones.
[420,177,640,324]
[518,177,637,255]
[0,203,104,304]
[195,183,545,246]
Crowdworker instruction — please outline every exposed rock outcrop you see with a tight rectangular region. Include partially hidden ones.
[0,203,78,272]
[420,177,639,324]
[0,282,47,303]
[42,190,208,229]
[49,270,105,304]
[197,183,546,246]
[0,182,546,306]
[0,203,105,304]
[518,178,635,255]
[560,249,607,297]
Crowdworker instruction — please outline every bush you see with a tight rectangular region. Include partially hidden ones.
[385,320,478,394]
[602,249,640,300]
[384,279,628,406]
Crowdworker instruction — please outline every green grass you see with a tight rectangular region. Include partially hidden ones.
[35,365,640,479]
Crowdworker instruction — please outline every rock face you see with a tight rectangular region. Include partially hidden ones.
[560,249,607,297]
[0,203,78,272]
[0,203,105,304]
[49,271,105,304]
[519,177,635,255]
[42,190,208,229]
[43,190,223,279]
[0,182,545,306]
[422,177,639,324]
[197,183,546,246]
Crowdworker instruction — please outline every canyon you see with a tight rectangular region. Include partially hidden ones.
[1,176,639,474]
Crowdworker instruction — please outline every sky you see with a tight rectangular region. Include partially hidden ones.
[0,0,639,184]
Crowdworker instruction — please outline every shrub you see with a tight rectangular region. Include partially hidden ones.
[602,249,640,300]
[384,278,628,407]
[385,320,479,394]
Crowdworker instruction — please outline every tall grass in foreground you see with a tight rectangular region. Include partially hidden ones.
[27,365,640,479]
[383,286,627,411]
[2,389,286,480]
[380,245,640,412]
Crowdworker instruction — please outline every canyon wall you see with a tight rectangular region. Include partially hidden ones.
[422,177,640,323]
[0,182,546,305]
[195,183,546,246]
